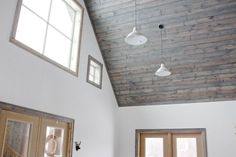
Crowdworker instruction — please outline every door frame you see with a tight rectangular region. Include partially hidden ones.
[0,101,74,157]
[135,128,208,157]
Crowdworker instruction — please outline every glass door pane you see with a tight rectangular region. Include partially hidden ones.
[39,118,69,157]
[44,126,64,157]
[3,120,31,157]
[140,133,167,157]
[176,138,197,157]
[173,133,203,157]
[145,138,164,157]
[0,111,39,157]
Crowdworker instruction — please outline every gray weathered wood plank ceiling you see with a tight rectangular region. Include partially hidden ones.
[84,0,236,107]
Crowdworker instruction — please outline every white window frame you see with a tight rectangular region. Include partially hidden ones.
[10,0,84,76]
[86,55,103,89]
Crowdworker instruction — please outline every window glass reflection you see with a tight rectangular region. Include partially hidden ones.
[145,138,164,157]
[176,138,197,157]
[44,126,64,157]
[3,120,31,157]
[89,60,101,84]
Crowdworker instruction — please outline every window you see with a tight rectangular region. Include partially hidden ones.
[86,55,103,89]
[11,0,83,75]
[136,129,207,157]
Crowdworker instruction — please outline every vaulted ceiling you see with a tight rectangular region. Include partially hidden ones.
[84,0,236,107]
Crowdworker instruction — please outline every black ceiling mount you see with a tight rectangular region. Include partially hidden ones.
[159,24,164,29]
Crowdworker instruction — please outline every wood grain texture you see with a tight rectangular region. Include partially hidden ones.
[84,0,236,106]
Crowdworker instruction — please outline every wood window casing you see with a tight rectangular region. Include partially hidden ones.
[86,55,103,89]
[10,0,84,76]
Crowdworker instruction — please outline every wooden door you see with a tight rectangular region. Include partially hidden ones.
[172,133,205,157]
[0,110,39,157]
[38,118,70,157]
[140,133,169,157]
[137,130,207,157]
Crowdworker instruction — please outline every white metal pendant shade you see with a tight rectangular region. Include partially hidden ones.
[125,0,147,46]
[155,63,171,77]
[125,27,147,46]
[155,24,171,77]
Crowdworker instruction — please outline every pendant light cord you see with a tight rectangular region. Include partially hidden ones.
[161,28,163,56]
[134,0,137,27]
[160,25,163,63]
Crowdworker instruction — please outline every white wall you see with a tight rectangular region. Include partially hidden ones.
[0,0,118,157]
[118,101,236,157]
[1,1,236,157]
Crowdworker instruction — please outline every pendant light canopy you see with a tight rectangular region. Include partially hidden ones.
[155,24,171,77]
[125,0,147,46]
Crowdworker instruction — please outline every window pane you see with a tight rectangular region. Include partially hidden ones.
[89,74,95,82]
[64,0,81,11]
[44,126,64,157]
[44,26,71,67]
[94,75,100,84]
[22,0,51,20]
[94,68,101,84]
[91,60,98,67]
[15,6,47,53]
[70,10,83,71]
[3,120,31,157]
[95,67,101,78]
[89,65,95,75]
[176,138,197,157]
[145,138,164,157]
[89,60,101,85]
[49,0,75,38]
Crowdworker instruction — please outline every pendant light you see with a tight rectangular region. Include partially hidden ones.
[125,0,147,46]
[155,24,171,77]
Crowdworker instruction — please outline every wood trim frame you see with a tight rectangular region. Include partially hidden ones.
[0,110,40,157]
[10,0,84,77]
[172,133,204,157]
[86,55,103,89]
[135,128,208,157]
[0,101,75,157]
[140,133,169,157]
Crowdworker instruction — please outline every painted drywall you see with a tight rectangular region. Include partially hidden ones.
[117,101,236,157]
[1,1,236,157]
[0,0,118,157]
